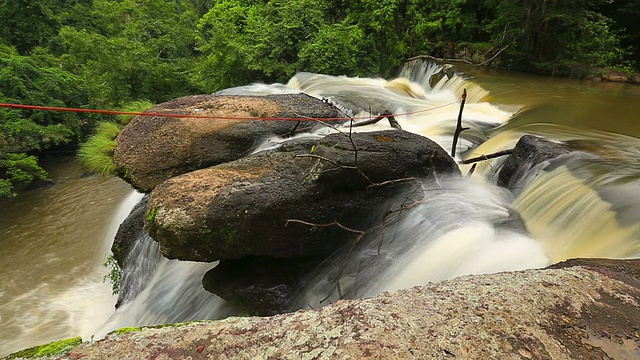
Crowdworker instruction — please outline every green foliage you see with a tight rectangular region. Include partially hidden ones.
[0,0,639,201]
[0,153,48,198]
[0,0,58,54]
[55,0,200,107]
[103,254,122,295]
[0,44,88,152]
[6,336,83,359]
[116,99,155,126]
[77,121,121,176]
[488,0,628,74]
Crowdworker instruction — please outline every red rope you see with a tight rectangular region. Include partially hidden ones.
[0,101,457,121]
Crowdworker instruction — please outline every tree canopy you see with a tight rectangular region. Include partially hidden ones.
[1,0,638,196]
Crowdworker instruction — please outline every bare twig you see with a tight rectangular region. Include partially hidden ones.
[296,154,359,171]
[459,149,513,164]
[285,219,366,235]
[451,89,469,158]
[406,54,475,66]
[466,163,477,177]
[366,177,415,189]
[350,110,402,130]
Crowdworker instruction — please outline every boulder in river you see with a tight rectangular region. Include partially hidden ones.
[145,130,460,262]
[112,94,342,192]
[497,135,571,191]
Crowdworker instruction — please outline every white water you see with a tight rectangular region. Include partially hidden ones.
[5,60,640,356]
[101,60,640,323]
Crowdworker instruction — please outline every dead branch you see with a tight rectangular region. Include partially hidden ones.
[350,111,402,130]
[366,177,415,189]
[285,219,366,235]
[451,89,469,158]
[466,163,477,177]
[287,218,366,302]
[459,149,513,164]
[406,54,475,66]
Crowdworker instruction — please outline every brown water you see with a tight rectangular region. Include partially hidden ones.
[0,158,133,356]
[469,68,640,137]
[1,68,640,357]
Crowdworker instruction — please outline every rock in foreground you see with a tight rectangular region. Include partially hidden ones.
[19,258,640,360]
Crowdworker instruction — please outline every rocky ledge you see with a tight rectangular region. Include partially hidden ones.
[9,258,640,360]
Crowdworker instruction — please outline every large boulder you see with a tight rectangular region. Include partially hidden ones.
[145,130,459,262]
[113,94,343,192]
[28,258,640,360]
[497,135,571,191]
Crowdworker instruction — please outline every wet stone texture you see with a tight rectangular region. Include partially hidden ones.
[12,258,640,360]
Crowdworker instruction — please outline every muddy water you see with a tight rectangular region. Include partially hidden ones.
[0,158,133,356]
[468,68,640,137]
[1,67,640,357]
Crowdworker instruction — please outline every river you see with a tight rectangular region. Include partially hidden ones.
[1,62,640,356]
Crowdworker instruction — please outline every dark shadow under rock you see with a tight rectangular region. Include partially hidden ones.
[202,256,322,316]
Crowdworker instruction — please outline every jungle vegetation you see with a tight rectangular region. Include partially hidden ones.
[1,0,639,196]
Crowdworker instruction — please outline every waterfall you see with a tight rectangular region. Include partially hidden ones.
[92,60,640,339]
[91,206,238,339]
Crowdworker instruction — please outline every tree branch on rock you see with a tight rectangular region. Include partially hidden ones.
[451,89,469,158]
[460,149,513,165]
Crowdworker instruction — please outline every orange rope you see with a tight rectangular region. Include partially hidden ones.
[0,101,457,121]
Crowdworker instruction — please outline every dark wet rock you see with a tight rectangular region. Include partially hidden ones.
[314,130,460,190]
[202,256,321,316]
[32,258,640,360]
[113,94,343,192]
[111,195,149,268]
[22,178,55,191]
[497,135,571,190]
[146,130,459,262]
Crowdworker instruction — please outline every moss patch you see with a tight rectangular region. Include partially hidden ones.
[7,336,82,359]
[109,327,141,336]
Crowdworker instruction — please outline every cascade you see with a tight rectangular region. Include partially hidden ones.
[5,61,638,357]
[90,61,640,339]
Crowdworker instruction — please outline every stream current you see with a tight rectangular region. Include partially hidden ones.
[2,61,640,356]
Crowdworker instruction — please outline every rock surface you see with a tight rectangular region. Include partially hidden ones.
[16,258,640,360]
[113,94,342,192]
[146,130,459,261]
[497,135,571,191]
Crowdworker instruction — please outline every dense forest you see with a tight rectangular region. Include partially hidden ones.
[1,0,639,197]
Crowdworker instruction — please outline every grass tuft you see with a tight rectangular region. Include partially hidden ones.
[117,99,155,125]
[77,121,122,176]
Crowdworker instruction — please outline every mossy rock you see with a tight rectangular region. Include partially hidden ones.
[6,337,82,359]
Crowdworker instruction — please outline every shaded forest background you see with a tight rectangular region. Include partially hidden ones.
[1,0,639,197]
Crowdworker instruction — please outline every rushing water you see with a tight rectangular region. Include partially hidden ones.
[2,61,640,356]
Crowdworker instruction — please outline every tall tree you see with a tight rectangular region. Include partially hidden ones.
[0,0,58,53]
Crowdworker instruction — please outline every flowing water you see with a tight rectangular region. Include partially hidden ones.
[2,61,640,356]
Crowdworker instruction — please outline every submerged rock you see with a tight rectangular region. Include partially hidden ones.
[113,94,342,192]
[497,135,571,191]
[25,258,640,360]
[145,130,459,262]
